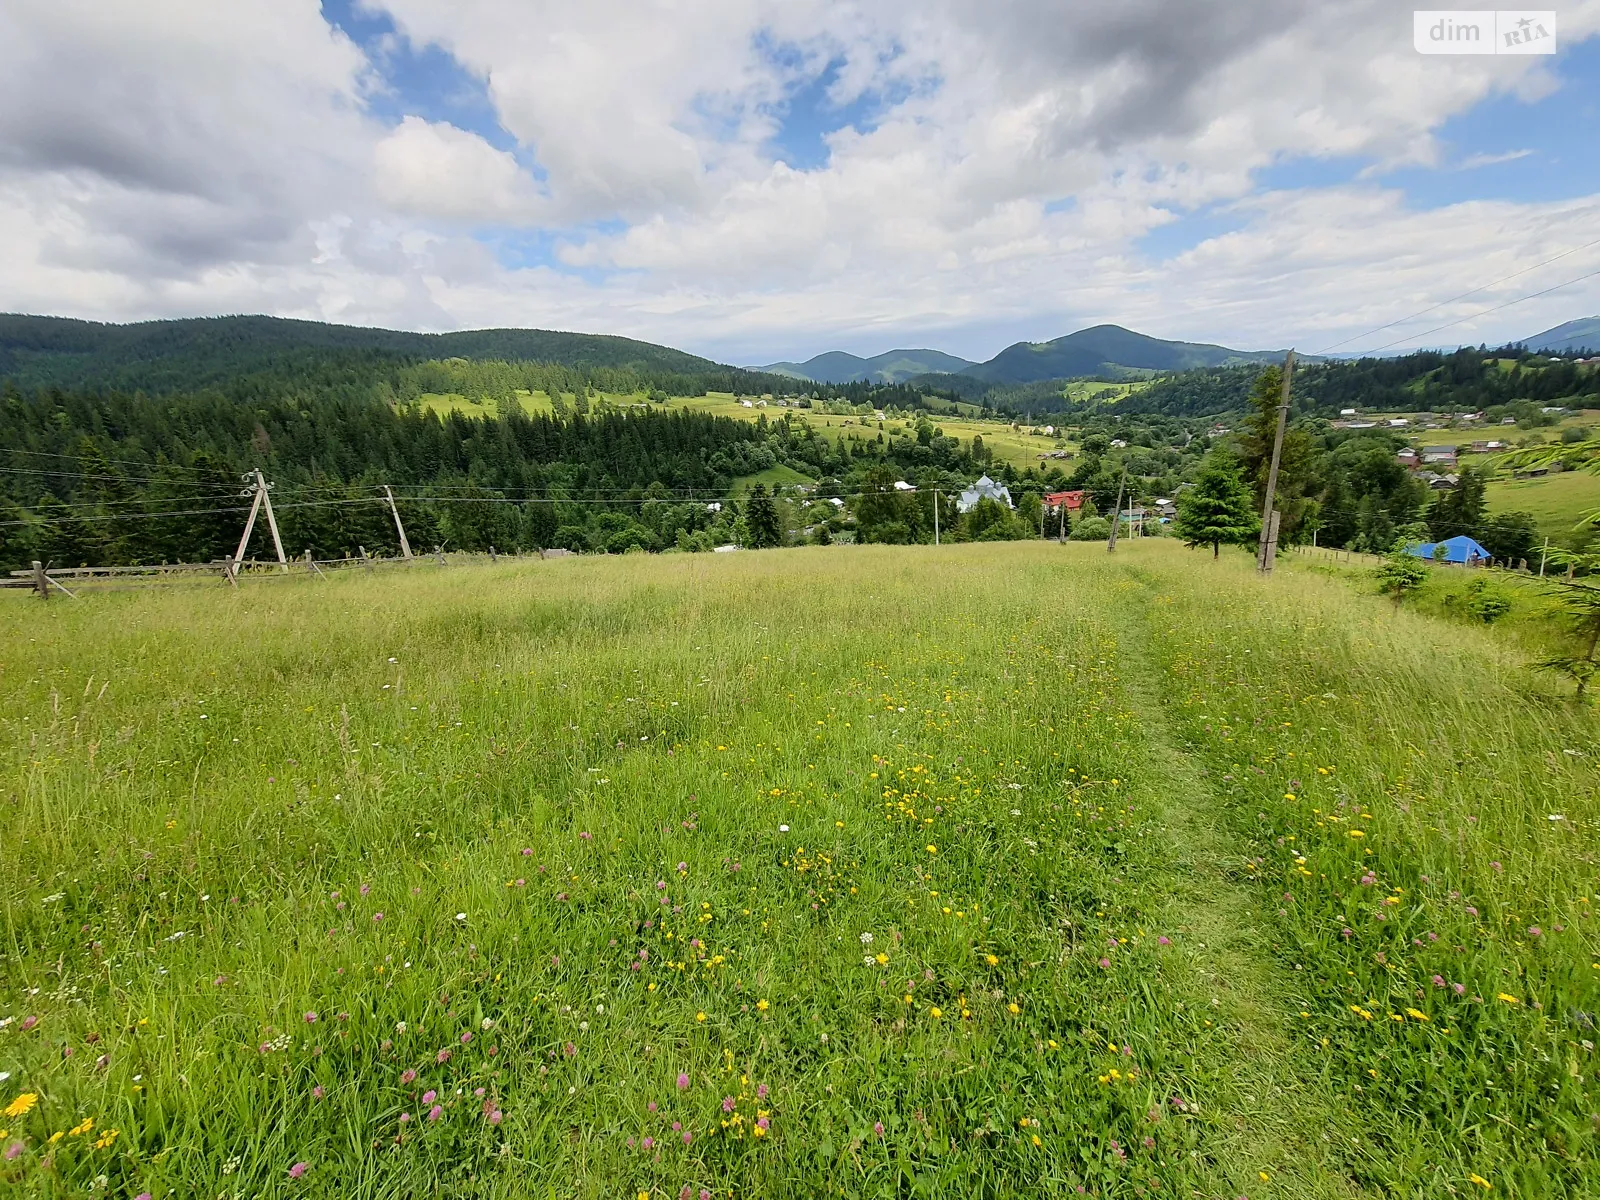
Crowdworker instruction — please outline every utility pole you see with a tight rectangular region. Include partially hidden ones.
[1256,349,1296,575]
[229,471,289,583]
[229,478,265,584]
[384,486,414,561]
[255,469,288,572]
[1057,495,1066,544]
[932,490,939,546]
[1106,469,1126,553]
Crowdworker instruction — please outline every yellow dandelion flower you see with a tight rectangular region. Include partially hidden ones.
[1259,1171,1271,1182]
[1406,1008,1429,1021]
[757,999,769,1011]
[926,845,937,854]
[1031,1133,1042,1147]
[1348,830,1365,838]
[875,953,888,965]
[1470,1174,1491,1189]
[1007,1002,1020,1015]
[4,1093,39,1119]
[69,1117,94,1137]
[753,1125,766,1138]
[929,1007,943,1019]
[985,954,998,966]
[48,1131,63,1145]
[94,1128,119,1150]
[1497,993,1519,1005]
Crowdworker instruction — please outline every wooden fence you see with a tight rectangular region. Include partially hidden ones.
[2,547,571,599]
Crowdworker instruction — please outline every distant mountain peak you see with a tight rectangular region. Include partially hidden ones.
[756,347,973,385]
[959,324,1287,385]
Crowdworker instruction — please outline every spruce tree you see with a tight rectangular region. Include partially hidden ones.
[1174,453,1259,558]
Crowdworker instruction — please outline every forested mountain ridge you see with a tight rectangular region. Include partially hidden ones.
[962,324,1287,384]
[0,313,782,397]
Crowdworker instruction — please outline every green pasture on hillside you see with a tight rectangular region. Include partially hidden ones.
[2,543,1598,1198]
[1486,469,1600,538]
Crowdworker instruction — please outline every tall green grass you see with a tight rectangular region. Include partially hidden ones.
[0,543,1594,1197]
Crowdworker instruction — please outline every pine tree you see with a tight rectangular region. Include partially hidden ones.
[746,485,782,549]
[1174,453,1259,558]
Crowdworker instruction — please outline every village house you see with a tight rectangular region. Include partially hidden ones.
[1396,447,1418,466]
[1422,445,1458,467]
[1043,489,1086,516]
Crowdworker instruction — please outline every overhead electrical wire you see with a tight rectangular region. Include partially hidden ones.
[1315,240,1600,357]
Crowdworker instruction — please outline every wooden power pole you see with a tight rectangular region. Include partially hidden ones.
[384,486,414,561]
[1106,469,1127,553]
[1256,349,1296,575]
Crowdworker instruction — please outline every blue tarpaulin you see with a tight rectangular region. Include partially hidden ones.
[1406,535,1493,563]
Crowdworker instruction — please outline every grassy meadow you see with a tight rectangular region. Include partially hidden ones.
[2,543,1598,1198]
[412,389,1069,473]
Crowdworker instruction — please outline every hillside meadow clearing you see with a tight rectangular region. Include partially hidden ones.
[412,390,1068,473]
[1,542,1598,1198]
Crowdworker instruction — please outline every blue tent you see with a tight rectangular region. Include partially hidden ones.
[1406,535,1492,563]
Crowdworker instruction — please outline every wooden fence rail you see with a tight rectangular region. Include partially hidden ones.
[3,548,571,599]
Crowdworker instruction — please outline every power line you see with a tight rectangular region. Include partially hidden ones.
[1315,234,1600,356]
[1354,263,1600,356]
[0,447,216,475]
[0,485,958,528]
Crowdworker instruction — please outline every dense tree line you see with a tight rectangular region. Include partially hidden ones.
[0,382,998,568]
[1120,348,1600,418]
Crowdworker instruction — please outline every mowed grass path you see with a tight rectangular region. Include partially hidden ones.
[1,544,1597,1197]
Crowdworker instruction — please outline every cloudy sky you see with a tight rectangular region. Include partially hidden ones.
[2,1,1599,365]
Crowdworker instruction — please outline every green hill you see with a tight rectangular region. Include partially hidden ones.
[1520,316,1600,355]
[0,313,730,394]
[758,348,973,384]
[962,324,1286,385]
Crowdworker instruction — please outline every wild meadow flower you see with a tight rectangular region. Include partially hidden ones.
[422,1090,437,1104]
[360,884,371,897]
[641,1136,654,1150]
[312,1086,325,1100]
[3,1142,22,1161]
[488,1109,503,1125]
[401,1069,417,1085]
[4,1093,39,1119]
[289,1162,308,1179]
[428,1105,443,1122]
[304,1012,317,1024]
[399,1112,411,1125]
[677,1072,690,1090]
[722,1096,735,1112]
[436,1049,452,1064]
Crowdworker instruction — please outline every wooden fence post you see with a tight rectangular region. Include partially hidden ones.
[489,545,497,564]
[359,546,374,573]
[435,545,447,567]
[33,560,48,601]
